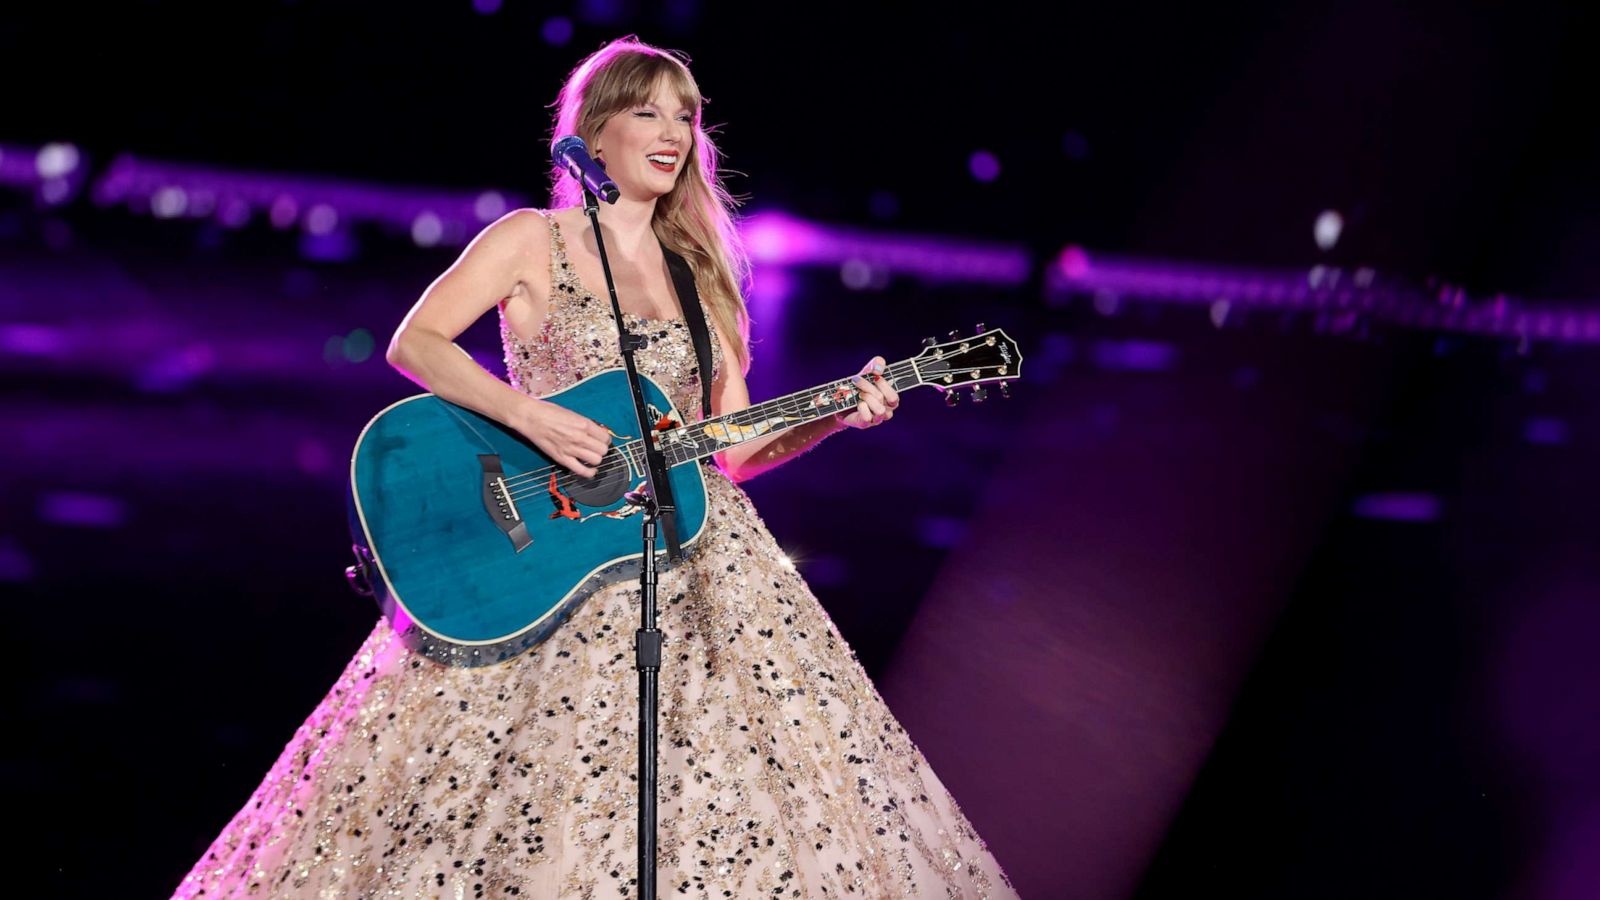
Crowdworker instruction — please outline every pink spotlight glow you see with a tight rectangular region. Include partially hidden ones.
[748,265,795,306]
[1057,245,1092,281]
[741,211,825,265]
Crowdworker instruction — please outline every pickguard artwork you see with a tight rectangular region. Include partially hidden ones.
[547,472,580,520]
[579,482,649,521]
[550,403,682,524]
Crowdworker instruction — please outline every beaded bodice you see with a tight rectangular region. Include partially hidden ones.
[498,209,723,423]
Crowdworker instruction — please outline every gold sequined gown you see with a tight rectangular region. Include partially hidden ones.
[172,210,1020,899]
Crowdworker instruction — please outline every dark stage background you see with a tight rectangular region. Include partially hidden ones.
[4,2,1600,898]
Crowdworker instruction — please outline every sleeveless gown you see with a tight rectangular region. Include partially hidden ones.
[171,209,1020,899]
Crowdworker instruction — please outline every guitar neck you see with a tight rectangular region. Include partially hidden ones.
[634,358,924,470]
[609,325,1021,475]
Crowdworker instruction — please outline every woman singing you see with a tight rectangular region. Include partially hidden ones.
[172,36,1019,899]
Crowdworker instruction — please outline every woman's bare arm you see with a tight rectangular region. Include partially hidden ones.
[385,209,612,477]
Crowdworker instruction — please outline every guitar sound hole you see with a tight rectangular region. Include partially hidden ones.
[565,447,631,507]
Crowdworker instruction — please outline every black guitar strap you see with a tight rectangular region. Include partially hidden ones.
[660,242,716,421]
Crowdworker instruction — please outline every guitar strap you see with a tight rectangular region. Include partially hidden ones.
[659,241,716,421]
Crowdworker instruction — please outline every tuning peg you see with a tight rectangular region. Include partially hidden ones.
[944,390,960,407]
[974,323,986,334]
[922,337,937,348]
[948,330,960,339]
[999,382,1011,399]
[972,385,988,403]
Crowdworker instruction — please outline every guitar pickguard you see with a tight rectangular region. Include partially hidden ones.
[554,403,679,523]
[578,481,649,521]
[546,472,581,520]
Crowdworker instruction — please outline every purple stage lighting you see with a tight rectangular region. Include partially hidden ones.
[0,538,34,583]
[38,492,129,529]
[0,141,88,206]
[541,16,575,45]
[1049,246,1600,347]
[89,154,530,252]
[1350,492,1443,523]
[741,210,1029,286]
[968,150,1001,183]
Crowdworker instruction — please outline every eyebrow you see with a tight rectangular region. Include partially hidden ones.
[640,101,695,114]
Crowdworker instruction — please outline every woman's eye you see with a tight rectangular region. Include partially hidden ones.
[634,110,693,124]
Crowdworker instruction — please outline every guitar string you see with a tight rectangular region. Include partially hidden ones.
[496,360,914,490]
[496,360,1007,500]
[530,222,1007,487]
[494,360,924,492]
[489,346,1004,493]
[496,362,1008,505]
[493,359,956,497]
[499,383,883,501]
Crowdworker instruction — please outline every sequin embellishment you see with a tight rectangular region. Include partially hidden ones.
[171,208,1020,899]
[501,212,721,419]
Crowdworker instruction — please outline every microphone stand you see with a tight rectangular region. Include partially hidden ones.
[579,186,680,900]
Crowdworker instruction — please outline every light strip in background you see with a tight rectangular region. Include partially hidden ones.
[6,140,1600,345]
[0,140,88,205]
[741,210,1032,286]
[1048,245,1600,345]
[89,152,530,252]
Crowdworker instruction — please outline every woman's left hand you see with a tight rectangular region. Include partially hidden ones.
[836,356,899,430]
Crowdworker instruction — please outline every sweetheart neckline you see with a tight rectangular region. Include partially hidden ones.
[497,296,691,351]
[546,215,686,325]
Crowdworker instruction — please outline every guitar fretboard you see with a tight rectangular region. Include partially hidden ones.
[615,359,920,475]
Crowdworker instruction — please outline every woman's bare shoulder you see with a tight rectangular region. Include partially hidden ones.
[492,209,555,313]
[487,208,554,284]
[502,206,553,237]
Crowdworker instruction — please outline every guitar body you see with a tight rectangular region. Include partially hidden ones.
[346,369,708,668]
[342,325,1023,669]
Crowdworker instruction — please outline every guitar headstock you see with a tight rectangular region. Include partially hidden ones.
[910,324,1023,405]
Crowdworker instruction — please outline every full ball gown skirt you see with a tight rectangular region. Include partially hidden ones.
[172,210,1020,899]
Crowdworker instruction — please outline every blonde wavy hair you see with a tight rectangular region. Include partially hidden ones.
[548,37,752,375]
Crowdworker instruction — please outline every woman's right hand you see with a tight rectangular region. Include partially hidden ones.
[514,398,613,478]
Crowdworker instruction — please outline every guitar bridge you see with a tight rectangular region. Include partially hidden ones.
[479,455,532,552]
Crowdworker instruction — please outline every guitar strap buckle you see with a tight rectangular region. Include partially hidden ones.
[345,543,376,598]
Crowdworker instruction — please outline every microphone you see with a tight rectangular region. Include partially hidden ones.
[551,135,619,204]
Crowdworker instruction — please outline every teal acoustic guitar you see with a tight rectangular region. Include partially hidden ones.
[345,326,1022,668]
